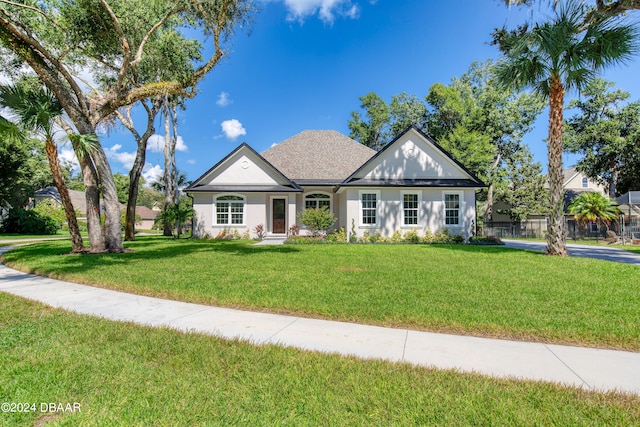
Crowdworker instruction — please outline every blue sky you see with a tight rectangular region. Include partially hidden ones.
[85,0,640,184]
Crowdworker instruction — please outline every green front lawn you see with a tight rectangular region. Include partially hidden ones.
[3,238,639,350]
[1,293,638,426]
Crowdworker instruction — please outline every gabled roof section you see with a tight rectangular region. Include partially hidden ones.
[340,126,485,188]
[35,186,88,213]
[186,143,301,193]
[261,130,376,181]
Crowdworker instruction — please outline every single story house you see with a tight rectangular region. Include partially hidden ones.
[33,186,158,230]
[186,126,485,240]
[33,186,88,219]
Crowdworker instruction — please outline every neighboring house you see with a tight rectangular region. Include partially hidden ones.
[33,186,87,219]
[561,167,607,196]
[491,167,608,223]
[33,186,158,230]
[186,126,485,239]
[616,191,640,219]
[134,205,159,230]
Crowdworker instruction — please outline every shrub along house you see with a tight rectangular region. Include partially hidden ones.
[186,126,485,240]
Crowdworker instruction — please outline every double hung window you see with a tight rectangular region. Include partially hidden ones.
[215,195,244,225]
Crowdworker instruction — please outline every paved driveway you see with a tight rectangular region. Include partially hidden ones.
[503,240,640,266]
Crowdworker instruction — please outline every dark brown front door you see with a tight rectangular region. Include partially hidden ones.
[272,198,286,234]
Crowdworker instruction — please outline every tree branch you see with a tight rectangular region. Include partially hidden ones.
[131,6,181,66]
[0,0,64,30]
[98,0,131,94]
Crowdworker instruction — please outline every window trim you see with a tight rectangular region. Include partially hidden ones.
[214,193,246,226]
[401,191,421,227]
[303,191,332,211]
[581,177,589,188]
[442,191,463,228]
[359,190,380,227]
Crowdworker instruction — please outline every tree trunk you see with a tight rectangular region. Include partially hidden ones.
[546,75,567,256]
[162,100,173,237]
[44,139,84,252]
[91,144,124,253]
[64,125,104,253]
[483,153,502,224]
[125,150,145,241]
[609,163,619,199]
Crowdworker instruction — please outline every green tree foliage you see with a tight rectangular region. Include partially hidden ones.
[502,0,640,25]
[33,199,67,227]
[0,81,84,251]
[495,148,547,221]
[568,192,621,225]
[1,208,58,235]
[155,198,194,239]
[493,1,638,255]
[0,119,51,208]
[0,0,255,253]
[348,60,544,222]
[564,79,640,197]
[297,207,337,237]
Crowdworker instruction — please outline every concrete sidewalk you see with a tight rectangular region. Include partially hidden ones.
[1,247,638,395]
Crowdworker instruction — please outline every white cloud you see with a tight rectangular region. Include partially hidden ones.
[280,0,360,24]
[142,164,163,186]
[147,134,188,152]
[216,91,232,107]
[221,119,247,141]
[187,159,196,165]
[175,136,188,152]
[59,148,80,174]
[105,144,136,170]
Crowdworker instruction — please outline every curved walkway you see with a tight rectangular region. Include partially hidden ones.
[503,239,640,266]
[0,246,638,396]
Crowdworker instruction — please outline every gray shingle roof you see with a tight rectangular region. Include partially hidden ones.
[261,130,376,181]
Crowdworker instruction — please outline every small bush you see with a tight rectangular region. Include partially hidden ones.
[349,218,357,243]
[297,207,336,237]
[1,208,58,235]
[403,229,420,244]
[214,228,234,240]
[253,224,265,240]
[390,230,403,243]
[241,228,250,240]
[326,227,347,243]
[469,236,505,245]
[285,236,327,244]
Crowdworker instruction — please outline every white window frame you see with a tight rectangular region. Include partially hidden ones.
[581,177,589,188]
[214,194,245,226]
[442,191,463,228]
[359,190,380,227]
[401,191,421,227]
[303,192,332,211]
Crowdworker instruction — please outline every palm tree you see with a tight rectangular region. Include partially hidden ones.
[568,191,621,226]
[0,84,85,252]
[493,1,637,255]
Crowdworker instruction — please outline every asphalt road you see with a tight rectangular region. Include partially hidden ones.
[502,240,640,266]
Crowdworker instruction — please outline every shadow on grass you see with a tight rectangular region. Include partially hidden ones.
[1,236,300,276]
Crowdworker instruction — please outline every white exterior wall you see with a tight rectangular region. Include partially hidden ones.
[344,188,476,239]
[192,192,300,238]
[295,187,342,235]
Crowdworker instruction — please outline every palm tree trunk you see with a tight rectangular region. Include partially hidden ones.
[546,75,567,256]
[45,139,84,252]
